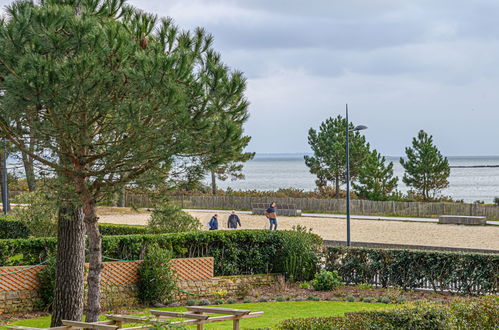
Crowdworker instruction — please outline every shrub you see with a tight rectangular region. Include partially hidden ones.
[361,297,374,303]
[226,298,237,304]
[282,227,321,282]
[198,299,211,306]
[0,215,29,239]
[379,296,391,304]
[258,297,269,302]
[275,297,285,302]
[11,191,57,237]
[277,301,451,329]
[185,299,198,306]
[137,245,176,305]
[243,297,253,303]
[277,299,499,330]
[311,270,342,291]
[396,296,407,304]
[325,246,499,294]
[356,283,374,290]
[36,255,56,311]
[494,197,499,206]
[307,296,320,301]
[213,299,224,305]
[299,282,310,289]
[346,295,355,302]
[212,289,228,299]
[148,203,202,233]
[0,230,322,278]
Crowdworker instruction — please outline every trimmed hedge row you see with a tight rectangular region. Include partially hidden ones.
[0,216,29,239]
[0,218,149,238]
[325,246,499,295]
[0,230,321,277]
[277,297,499,329]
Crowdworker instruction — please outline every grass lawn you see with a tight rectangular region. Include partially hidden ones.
[1,301,393,329]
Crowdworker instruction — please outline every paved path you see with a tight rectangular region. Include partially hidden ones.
[183,209,499,225]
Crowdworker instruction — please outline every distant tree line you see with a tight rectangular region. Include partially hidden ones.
[305,115,450,202]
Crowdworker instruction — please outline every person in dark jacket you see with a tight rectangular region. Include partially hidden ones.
[227,210,241,229]
[208,214,218,230]
[266,202,278,230]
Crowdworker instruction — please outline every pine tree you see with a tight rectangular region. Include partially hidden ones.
[400,130,450,200]
[353,149,398,201]
[304,115,370,198]
[0,0,250,324]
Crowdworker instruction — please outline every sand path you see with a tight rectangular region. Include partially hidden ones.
[97,210,499,250]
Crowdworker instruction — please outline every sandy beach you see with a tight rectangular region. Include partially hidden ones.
[97,209,499,250]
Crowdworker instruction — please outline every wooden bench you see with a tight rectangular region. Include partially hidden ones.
[9,307,263,330]
[438,215,486,225]
[251,203,302,216]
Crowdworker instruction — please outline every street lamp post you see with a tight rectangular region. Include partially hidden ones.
[345,104,367,246]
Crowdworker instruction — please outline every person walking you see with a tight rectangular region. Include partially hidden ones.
[227,210,241,229]
[208,214,219,230]
[266,202,278,230]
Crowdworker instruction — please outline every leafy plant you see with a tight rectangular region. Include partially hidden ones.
[198,299,211,306]
[148,203,202,233]
[299,282,310,289]
[311,270,343,291]
[226,298,237,304]
[185,299,198,306]
[307,296,320,301]
[258,297,269,302]
[275,297,285,302]
[396,296,407,304]
[361,297,374,303]
[11,191,57,237]
[213,299,224,305]
[243,297,253,303]
[36,255,56,311]
[137,245,176,305]
[346,295,355,302]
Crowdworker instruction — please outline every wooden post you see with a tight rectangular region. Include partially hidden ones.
[233,318,240,330]
[193,311,204,330]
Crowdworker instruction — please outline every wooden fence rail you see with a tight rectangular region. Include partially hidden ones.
[123,194,499,220]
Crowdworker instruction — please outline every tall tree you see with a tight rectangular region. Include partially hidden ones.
[0,0,250,325]
[400,130,450,200]
[353,149,398,201]
[304,115,370,198]
[204,131,254,195]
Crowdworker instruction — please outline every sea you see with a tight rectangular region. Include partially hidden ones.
[209,154,499,204]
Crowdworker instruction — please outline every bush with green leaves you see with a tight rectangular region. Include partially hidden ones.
[277,298,499,330]
[148,203,202,233]
[137,245,176,305]
[282,227,322,282]
[0,215,28,239]
[11,191,57,237]
[311,270,342,291]
[325,246,499,294]
[0,230,322,278]
[36,255,56,311]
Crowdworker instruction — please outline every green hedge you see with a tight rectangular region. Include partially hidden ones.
[277,297,499,329]
[325,246,499,295]
[0,218,148,238]
[0,215,30,239]
[0,230,321,277]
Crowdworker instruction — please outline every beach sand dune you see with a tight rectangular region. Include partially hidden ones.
[97,210,499,250]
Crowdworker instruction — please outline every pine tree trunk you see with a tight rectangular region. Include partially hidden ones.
[83,196,102,323]
[211,171,217,195]
[335,175,340,199]
[51,203,85,327]
[21,151,36,192]
[117,186,125,207]
[0,151,10,213]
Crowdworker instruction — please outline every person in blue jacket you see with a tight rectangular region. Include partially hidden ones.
[208,214,219,230]
[265,202,278,230]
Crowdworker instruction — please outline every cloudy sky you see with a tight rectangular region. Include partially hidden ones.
[2,0,499,156]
